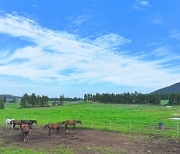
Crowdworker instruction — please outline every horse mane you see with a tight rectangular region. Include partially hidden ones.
[31,120,37,122]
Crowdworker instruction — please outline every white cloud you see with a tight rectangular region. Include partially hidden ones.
[133,0,150,10]
[72,15,90,26]
[148,46,180,70]
[152,46,172,58]
[93,33,131,49]
[0,14,179,93]
[169,29,180,40]
[143,11,163,25]
[150,12,163,25]
[140,1,150,6]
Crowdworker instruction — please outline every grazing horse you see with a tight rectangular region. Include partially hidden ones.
[5,119,14,130]
[63,120,82,131]
[21,124,31,142]
[44,122,64,136]
[11,120,22,129]
[21,120,37,130]
[21,120,37,125]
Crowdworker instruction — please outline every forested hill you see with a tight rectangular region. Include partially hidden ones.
[0,94,20,99]
[151,82,180,94]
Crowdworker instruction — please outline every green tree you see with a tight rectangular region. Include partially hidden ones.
[169,93,180,105]
[0,97,5,109]
[21,93,49,108]
[60,94,65,106]
[30,93,36,107]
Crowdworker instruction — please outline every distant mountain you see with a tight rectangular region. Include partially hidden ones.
[0,94,20,99]
[151,82,180,94]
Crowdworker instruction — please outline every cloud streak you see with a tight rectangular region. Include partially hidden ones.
[133,0,150,10]
[0,14,179,94]
[72,15,90,26]
[169,29,180,40]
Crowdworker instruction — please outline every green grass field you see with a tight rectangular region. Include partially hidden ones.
[1,101,180,137]
[0,143,74,154]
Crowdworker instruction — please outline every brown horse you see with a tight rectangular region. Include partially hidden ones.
[63,120,82,131]
[21,124,31,142]
[44,122,64,136]
[12,120,37,130]
[11,120,22,129]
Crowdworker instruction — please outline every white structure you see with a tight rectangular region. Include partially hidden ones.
[166,106,172,109]
[169,118,180,120]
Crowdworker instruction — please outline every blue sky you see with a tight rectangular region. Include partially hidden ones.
[0,0,179,97]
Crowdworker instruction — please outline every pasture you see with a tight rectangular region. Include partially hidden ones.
[1,102,180,136]
[0,102,180,153]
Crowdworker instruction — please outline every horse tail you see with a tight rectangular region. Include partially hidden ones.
[44,124,49,129]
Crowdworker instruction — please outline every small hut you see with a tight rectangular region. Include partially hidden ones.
[52,100,61,106]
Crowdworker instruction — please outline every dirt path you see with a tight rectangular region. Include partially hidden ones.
[0,126,179,153]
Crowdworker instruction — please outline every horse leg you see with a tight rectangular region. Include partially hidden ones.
[22,132,25,142]
[25,134,28,142]
[26,133,29,141]
[73,124,75,130]
[65,125,68,132]
[49,128,51,136]
[30,124,32,131]
[29,125,32,134]
[24,134,26,142]
[56,128,59,134]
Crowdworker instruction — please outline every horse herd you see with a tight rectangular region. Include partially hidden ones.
[5,119,82,142]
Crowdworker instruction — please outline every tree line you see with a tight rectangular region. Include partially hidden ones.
[168,93,180,105]
[1,92,179,109]
[0,97,6,109]
[21,93,49,108]
[49,96,82,102]
[84,92,161,105]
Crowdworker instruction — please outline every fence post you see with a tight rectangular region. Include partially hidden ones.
[110,121,112,130]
